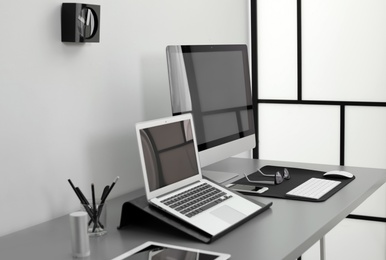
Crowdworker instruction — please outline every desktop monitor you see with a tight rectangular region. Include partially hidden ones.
[166,44,255,182]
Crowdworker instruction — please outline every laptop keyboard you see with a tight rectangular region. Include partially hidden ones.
[286,178,341,200]
[161,183,233,218]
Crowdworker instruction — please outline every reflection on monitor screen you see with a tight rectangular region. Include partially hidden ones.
[166,45,255,182]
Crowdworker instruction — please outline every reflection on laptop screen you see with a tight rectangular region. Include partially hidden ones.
[139,119,198,191]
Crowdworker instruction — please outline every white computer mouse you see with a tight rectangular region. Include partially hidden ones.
[323,170,354,179]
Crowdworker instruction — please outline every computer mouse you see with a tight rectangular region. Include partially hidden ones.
[323,170,354,179]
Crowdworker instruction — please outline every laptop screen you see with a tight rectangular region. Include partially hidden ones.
[139,118,199,192]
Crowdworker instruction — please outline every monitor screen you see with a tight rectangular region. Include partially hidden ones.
[166,44,255,180]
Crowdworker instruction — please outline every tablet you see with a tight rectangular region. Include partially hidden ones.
[111,241,231,260]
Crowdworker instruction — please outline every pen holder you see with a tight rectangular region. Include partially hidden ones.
[81,200,107,236]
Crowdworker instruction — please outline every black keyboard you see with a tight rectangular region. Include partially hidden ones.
[161,183,232,218]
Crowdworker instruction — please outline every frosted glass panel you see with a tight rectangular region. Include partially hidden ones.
[257,0,297,100]
[302,0,386,102]
[345,106,386,217]
[346,107,386,169]
[258,104,340,164]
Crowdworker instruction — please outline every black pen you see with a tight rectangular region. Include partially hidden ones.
[95,177,119,224]
[87,185,109,227]
[68,179,83,202]
[68,179,91,208]
[100,185,110,202]
[102,176,119,204]
[68,179,94,222]
[68,179,76,191]
[96,177,119,217]
[91,183,97,232]
[75,187,97,225]
[76,187,90,206]
[94,185,110,227]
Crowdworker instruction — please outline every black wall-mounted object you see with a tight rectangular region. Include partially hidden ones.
[61,3,100,43]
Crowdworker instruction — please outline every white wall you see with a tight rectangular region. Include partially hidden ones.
[0,0,250,237]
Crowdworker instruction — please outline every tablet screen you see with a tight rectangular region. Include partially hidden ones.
[112,241,230,260]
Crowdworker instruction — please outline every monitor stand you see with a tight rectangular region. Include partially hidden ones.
[202,170,239,184]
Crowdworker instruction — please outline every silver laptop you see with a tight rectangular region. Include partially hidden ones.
[135,113,262,236]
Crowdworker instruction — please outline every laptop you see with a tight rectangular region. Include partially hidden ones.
[135,113,262,236]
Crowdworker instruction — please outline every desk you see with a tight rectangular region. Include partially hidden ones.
[1,158,385,260]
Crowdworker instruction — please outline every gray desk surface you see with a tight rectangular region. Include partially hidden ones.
[1,158,385,260]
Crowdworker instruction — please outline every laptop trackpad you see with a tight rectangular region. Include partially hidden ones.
[210,205,246,224]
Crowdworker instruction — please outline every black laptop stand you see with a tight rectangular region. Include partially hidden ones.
[117,194,272,243]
